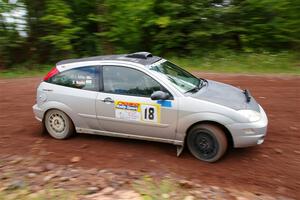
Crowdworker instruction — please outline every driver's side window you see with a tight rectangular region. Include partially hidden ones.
[103,66,165,97]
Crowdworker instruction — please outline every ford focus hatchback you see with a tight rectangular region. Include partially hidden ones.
[33,52,268,162]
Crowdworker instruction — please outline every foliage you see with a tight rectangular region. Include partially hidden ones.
[0,0,26,68]
[40,0,79,55]
[0,0,299,69]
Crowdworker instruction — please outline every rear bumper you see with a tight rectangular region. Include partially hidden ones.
[226,106,268,148]
[32,104,43,122]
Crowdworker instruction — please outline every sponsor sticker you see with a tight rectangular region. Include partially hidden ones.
[157,100,172,108]
[115,101,160,123]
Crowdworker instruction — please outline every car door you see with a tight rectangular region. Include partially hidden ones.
[45,66,100,130]
[95,65,178,141]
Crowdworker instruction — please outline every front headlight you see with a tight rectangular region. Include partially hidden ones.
[238,110,261,122]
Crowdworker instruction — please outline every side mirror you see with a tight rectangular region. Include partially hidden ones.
[151,91,170,100]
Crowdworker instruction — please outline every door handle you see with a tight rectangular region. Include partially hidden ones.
[101,97,114,103]
[42,88,53,92]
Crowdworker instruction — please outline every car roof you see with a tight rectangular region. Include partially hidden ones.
[56,52,162,66]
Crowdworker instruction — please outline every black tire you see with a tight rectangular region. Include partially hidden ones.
[44,109,75,139]
[187,124,227,162]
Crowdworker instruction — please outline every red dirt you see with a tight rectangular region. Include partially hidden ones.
[0,74,299,198]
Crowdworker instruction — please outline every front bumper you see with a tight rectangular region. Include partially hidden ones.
[226,105,268,148]
[32,104,43,122]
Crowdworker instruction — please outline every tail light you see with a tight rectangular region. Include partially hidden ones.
[43,67,59,81]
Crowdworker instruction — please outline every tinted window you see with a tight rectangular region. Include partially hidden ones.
[103,66,162,97]
[50,66,99,91]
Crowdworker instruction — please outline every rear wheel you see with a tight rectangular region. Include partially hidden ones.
[44,109,74,139]
[187,124,227,162]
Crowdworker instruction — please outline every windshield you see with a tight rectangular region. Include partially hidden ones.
[149,60,201,93]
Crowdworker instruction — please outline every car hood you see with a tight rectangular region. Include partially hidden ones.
[191,80,260,112]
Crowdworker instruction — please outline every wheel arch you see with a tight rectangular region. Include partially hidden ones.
[41,101,79,128]
[43,108,71,122]
[185,120,234,148]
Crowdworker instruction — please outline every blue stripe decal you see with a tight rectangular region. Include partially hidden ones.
[157,100,172,108]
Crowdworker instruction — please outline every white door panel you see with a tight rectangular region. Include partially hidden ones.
[96,93,178,140]
[95,65,178,140]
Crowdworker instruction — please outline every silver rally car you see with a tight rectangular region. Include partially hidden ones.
[33,52,268,162]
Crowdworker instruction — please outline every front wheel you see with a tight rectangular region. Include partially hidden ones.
[187,124,228,162]
[44,109,75,139]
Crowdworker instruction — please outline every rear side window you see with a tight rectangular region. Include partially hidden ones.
[103,66,162,97]
[49,66,100,91]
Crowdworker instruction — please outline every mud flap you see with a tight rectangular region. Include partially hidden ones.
[176,145,184,157]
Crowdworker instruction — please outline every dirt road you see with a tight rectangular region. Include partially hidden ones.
[0,74,299,198]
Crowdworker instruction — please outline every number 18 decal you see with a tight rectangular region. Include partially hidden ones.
[141,104,160,123]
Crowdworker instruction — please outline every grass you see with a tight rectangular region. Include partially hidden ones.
[133,175,188,200]
[0,64,52,79]
[0,187,79,200]
[0,52,299,78]
[169,52,300,74]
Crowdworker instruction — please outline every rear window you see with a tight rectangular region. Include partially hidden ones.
[48,66,100,91]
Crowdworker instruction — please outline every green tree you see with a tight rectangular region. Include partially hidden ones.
[1,0,300,67]
[94,0,155,53]
[40,0,79,61]
[228,0,300,51]
[68,0,102,57]
[0,0,25,67]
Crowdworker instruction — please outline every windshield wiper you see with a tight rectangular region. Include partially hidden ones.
[185,79,207,94]
[199,78,208,87]
[185,86,199,93]
[243,89,251,103]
